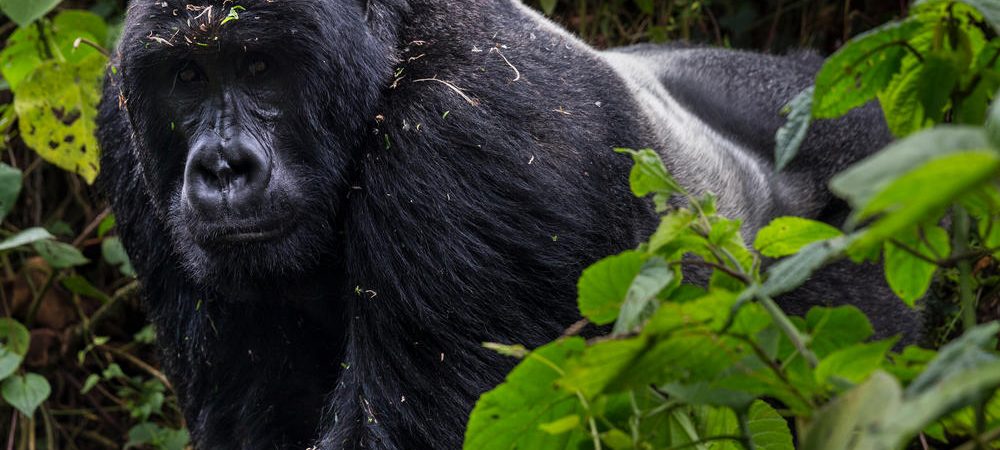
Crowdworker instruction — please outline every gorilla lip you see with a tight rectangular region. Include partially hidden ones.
[199,218,296,244]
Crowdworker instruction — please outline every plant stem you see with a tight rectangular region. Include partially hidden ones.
[954,206,977,331]
[757,293,819,367]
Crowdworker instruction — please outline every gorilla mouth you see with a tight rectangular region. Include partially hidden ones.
[216,223,292,243]
[195,217,298,246]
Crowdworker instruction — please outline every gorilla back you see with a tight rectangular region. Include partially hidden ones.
[97,0,919,448]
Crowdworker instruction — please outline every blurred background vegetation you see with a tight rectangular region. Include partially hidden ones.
[0,1,918,449]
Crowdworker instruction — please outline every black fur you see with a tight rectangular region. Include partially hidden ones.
[97,1,919,449]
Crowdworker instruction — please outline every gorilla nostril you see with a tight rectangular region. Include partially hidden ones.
[185,136,270,213]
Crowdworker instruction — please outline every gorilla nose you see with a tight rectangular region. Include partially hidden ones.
[185,135,271,215]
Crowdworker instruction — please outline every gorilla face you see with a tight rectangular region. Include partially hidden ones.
[112,0,394,287]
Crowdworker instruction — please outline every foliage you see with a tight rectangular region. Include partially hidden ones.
[0,2,187,450]
[466,1,1000,449]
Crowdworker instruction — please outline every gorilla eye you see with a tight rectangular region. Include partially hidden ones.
[249,59,269,76]
[177,66,202,84]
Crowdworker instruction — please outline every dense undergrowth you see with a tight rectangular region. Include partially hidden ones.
[0,1,996,449]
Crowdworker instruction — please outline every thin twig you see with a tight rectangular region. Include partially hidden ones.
[412,77,480,106]
[489,46,521,81]
[73,208,111,248]
[101,345,173,390]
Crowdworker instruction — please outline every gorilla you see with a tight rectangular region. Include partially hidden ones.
[96,0,919,448]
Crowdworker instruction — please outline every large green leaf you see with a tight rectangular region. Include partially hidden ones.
[915,0,1000,33]
[852,150,1000,252]
[806,306,875,359]
[0,10,108,90]
[464,338,587,450]
[0,318,29,380]
[0,0,59,27]
[760,237,851,297]
[830,126,991,212]
[883,225,949,305]
[800,371,903,450]
[577,251,645,325]
[754,217,843,258]
[815,339,897,387]
[813,19,923,118]
[612,257,672,335]
[1,372,51,417]
[13,55,105,184]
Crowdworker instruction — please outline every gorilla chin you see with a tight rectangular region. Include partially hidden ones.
[168,176,333,291]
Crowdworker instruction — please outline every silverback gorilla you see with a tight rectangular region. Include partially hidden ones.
[96,0,920,448]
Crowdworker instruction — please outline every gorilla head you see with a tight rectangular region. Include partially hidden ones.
[112,0,396,286]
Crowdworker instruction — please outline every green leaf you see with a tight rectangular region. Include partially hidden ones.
[846,324,1000,448]
[881,51,962,137]
[81,373,100,394]
[0,318,30,380]
[612,257,673,335]
[96,213,116,239]
[880,60,926,136]
[806,306,875,359]
[754,217,843,258]
[884,225,949,305]
[32,239,89,268]
[61,275,111,303]
[1,373,51,417]
[830,126,991,212]
[126,423,190,450]
[916,0,1000,33]
[13,55,105,184]
[878,360,1000,447]
[813,19,922,118]
[0,227,54,252]
[852,150,1000,252]
[0,11,108,90]
[800,371,903,450]
[464,338,587,450]
[0,0,59,27]
[774,87,814,171]
[744,401,795,450]
[761,237,851,297]
[904,322,999,397]
[648,209,696,253]
[102,236,136,277]
[52,11,109,50]
[0,163,22,223]
[615,148,684,210]
[0,26,43,92]
[815,339,897,387]
[577,251,645,325]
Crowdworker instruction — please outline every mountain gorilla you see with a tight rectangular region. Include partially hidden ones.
[97,0,919,448]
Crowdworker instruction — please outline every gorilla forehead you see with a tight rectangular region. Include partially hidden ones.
[119,0,361,67]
